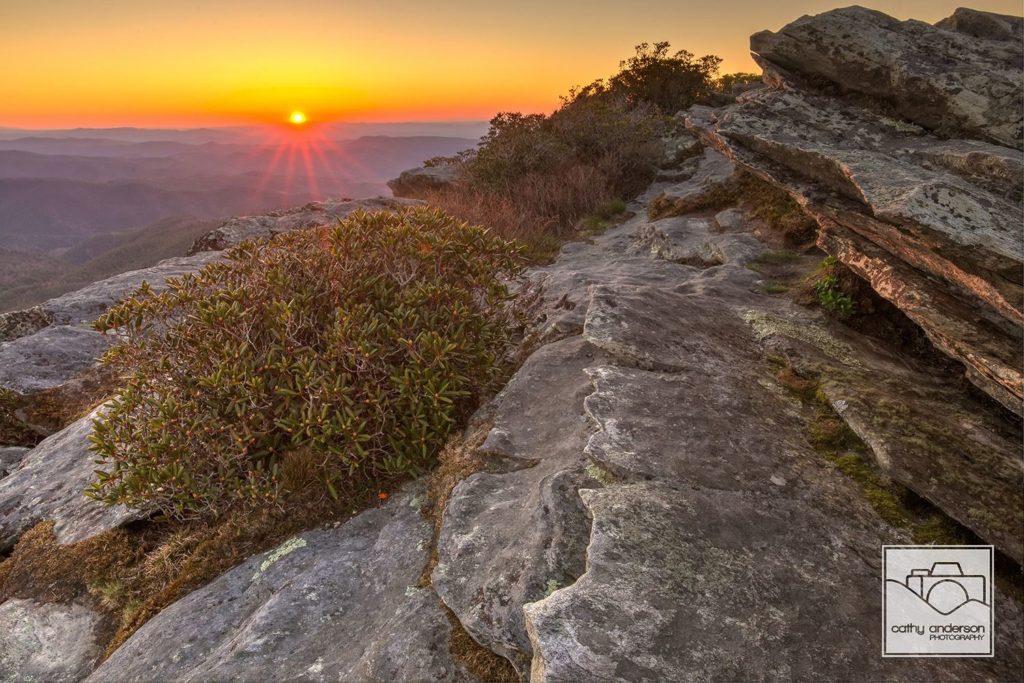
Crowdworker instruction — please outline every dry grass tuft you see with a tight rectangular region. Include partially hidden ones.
[444,603,519,682]
[419,416,494,585]
[24,366,118,433]
[0,478,398,660]
[423,165,613,263]
[416,413,521,680]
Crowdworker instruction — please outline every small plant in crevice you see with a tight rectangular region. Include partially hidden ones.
[87,207,531,520]
[802,256,857,318]
[814,273,856,317]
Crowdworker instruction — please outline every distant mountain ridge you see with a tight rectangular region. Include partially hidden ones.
[0,128,479,311]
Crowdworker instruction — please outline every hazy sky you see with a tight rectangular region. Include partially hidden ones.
[2,1,1020,128]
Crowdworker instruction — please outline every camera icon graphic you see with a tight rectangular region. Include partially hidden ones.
[905,562,987,609]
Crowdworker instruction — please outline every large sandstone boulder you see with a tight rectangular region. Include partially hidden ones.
[689,6,1024,415]
[89,484,471,682]
[936,7,1023,43]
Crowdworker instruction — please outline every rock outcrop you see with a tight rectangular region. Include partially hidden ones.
[387,164,460,198]
[750,6,1023,149]
[0,599,103,682]
[0,408,143,550]
[429,146,1023,679]
[1,7,1022,682]
[187,196,420,253]
[70,133,1023,682]
[688,5,1024,415]
[89,484,470,682]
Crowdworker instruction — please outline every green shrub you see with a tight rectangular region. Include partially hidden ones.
[87,207,529,519]
[467,99,665,202]
[570,42,723,114]
[428,41,725,254]
[813,258,857,317]
[716,72,762,91]
[815,274,856,317]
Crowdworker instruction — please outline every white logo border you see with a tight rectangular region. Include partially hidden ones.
[882,544,995,658]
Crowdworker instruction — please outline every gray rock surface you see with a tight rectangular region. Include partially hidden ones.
[0,252,221,400]
[750,6,1024,149]
[90,483,470,683]
[387,165,461,198]
[0,306,52,343]
[0,446,30,477]
[688,5,1024,414]
[432,337,605,674]
[188,196,421,253]
[0,408,143,550]
[0,599,103,682]
[0,325,111,396]
[936,7,1024,42]
[649,147,737,217]
[430,147,1023,680]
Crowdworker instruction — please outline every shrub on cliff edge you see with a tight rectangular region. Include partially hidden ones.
[87,207,529,519]
[424,42,724,255]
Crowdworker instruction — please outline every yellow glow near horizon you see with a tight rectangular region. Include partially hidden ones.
[1,0,1021,128]
[290,111,307,125]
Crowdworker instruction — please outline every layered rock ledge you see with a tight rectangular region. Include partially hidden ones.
[687,5,1024,415]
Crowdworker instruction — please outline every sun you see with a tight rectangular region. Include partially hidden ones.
[289,111,307,125]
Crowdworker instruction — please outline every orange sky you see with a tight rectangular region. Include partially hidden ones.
[2,1,1020,128]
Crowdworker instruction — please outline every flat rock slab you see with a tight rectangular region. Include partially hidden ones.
[429,142,1024,680]
[188,196,421,253]
[649,147,737,217]
[0,599,103,682]
[0,252,222,399]
[0,409,142,550]
[41,253,223,328]
[90,484,470,683]
[525,484,1023,682]
[524,282,1022,680]
[0,325,111,395]
[0,446,30,476]
[433,337,606,674]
